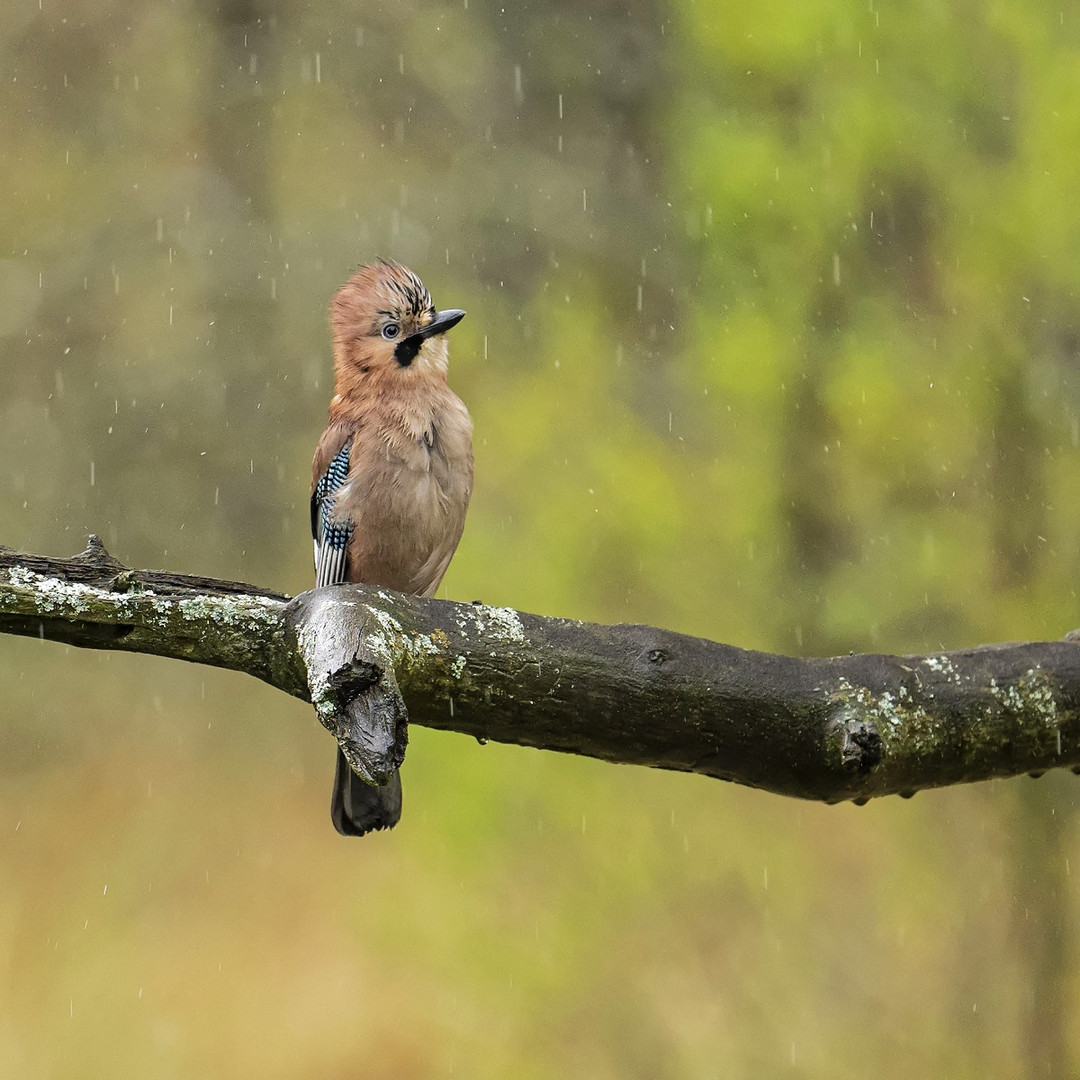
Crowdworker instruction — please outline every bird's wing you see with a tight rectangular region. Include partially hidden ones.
[412,531,465,598]
[311,426,355,588]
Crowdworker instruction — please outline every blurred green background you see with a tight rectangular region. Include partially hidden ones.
[2,0,1080,1075]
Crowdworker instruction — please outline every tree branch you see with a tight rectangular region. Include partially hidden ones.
[3,537,1079,803]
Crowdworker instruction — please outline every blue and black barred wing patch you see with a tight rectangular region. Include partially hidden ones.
[311,439,353,587]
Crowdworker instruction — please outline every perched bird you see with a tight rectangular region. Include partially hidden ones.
[311,260,473,836]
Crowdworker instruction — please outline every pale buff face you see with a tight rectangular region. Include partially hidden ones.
[411,331,450,378]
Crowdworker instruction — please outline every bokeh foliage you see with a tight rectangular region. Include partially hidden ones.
[2,0,1079,1075]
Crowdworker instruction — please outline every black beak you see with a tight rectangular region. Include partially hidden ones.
[417,308,466,340]
[394,309,466,367]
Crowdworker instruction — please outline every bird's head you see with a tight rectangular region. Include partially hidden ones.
[329,260,466,394]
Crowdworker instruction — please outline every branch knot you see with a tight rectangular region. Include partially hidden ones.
[838,719,883,774]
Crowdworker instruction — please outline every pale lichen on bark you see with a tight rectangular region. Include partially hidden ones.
[4,538,1080,803]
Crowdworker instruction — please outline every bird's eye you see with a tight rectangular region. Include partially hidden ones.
[381,322,400,340]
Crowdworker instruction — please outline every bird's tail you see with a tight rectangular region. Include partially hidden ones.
[331,749,403,836]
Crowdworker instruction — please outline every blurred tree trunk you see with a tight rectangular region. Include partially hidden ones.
[990,370,1069,1077]
[780,286,852,654]
[1009,779,1071,1080]
[983,360,1073,1079]
[196,0,284,540]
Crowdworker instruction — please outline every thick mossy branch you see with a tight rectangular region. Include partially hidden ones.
[3,537,1080,803]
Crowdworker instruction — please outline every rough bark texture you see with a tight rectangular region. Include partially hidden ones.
[3,537,1080,803]
[0,537,303,695]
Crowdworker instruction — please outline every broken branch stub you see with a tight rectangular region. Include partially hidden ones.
[287,588,408,785]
